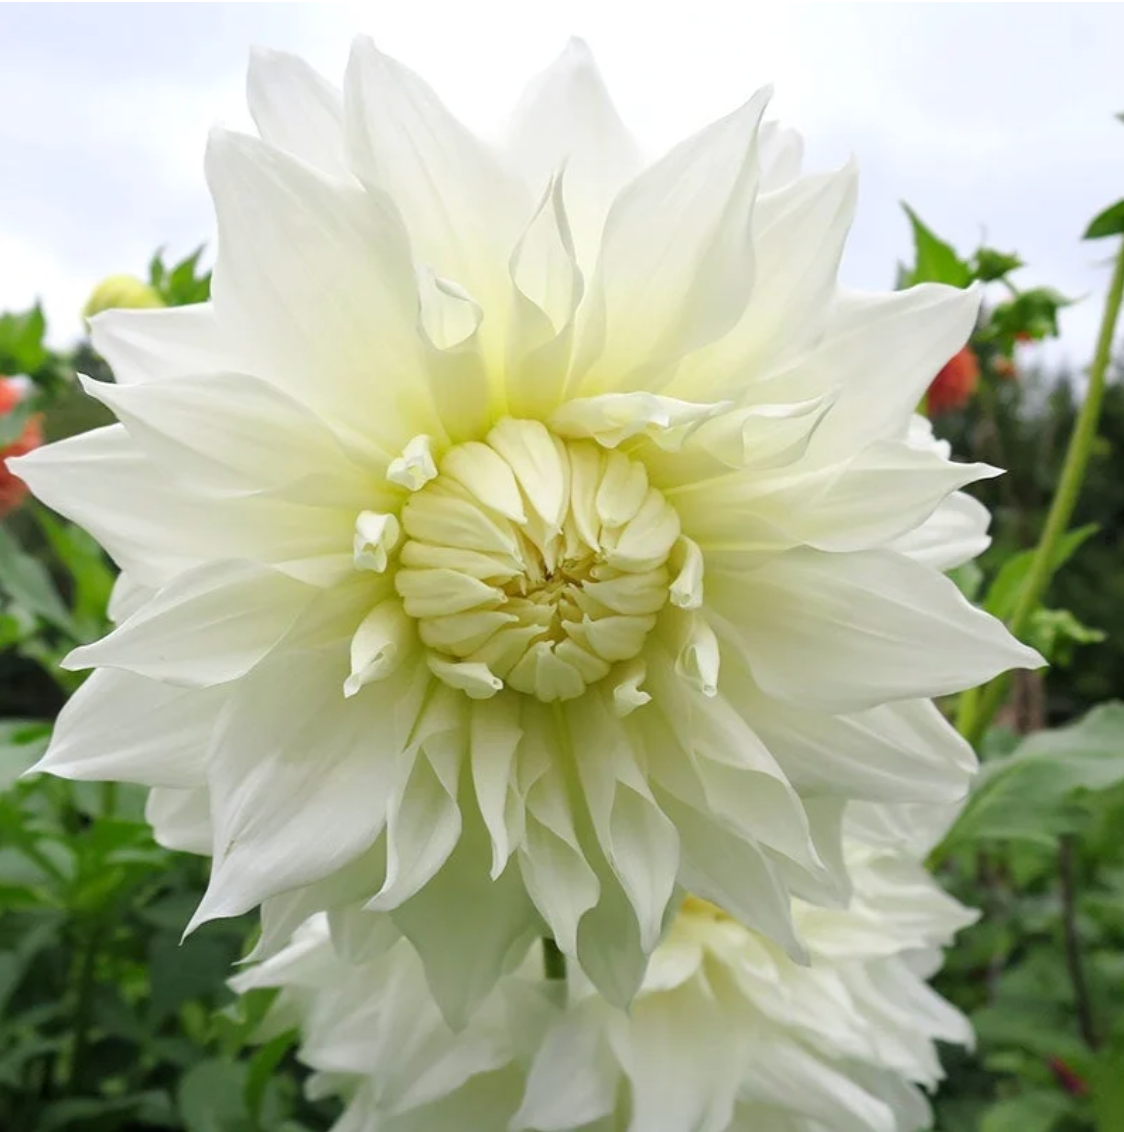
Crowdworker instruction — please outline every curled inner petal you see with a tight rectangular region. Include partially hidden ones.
[387,419,683,701]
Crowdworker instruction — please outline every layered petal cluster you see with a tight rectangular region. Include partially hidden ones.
[16,37,1039,1009]
[232,803,975,1132]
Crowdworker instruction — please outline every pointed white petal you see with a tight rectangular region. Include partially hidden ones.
[79,371,374,499]
[514,1009,617,1131]
[32,668,219,787]
[574,88,770,391]
[89,303,232,386]
[344,36,529,315]
[893,489,992,570]
[711,548,1043,712]
[63,560,323,686]
[247,47,348,177]
[677,162,858,395]
[205,128,432,453]
[391,805,538,1029]
[189,649,418,929]
[507,37,642,273]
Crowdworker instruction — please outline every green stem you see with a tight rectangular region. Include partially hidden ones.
[69,918,103,1092]
[542,936,567,982]
[1059,835,1098,1049]
[959,237,1124,747]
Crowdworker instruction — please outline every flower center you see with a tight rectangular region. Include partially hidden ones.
[394,418,681,702]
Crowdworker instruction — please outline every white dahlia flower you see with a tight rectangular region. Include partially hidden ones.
[231,803,974,1132]
[16,37,1037,1014]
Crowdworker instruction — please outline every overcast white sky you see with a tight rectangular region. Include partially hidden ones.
[1,3,1122,366]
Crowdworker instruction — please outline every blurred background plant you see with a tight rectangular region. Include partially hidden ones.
[2,199,1124,1131]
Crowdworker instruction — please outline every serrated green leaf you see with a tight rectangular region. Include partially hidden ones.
[902,204,972,288]
[1085,198,1124,241]
[942,703,1124,850]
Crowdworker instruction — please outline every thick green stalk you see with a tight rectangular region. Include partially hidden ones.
[959,237,1124,747]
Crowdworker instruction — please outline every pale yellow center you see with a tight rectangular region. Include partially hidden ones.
[394,418,681,703]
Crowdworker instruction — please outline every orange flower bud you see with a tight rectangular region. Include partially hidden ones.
[0,377,43,519]
[927,347,980,415]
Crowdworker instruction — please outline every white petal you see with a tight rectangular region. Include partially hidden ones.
[79,371,375,500]
[516,739,599,957]
[550,393,727,450]
[11,426,358,589]
[205,128,432,454]
[768,283,982,460]
[506,174,584,419]
[574,88,770,392]
[711,548,1043,712]
[146,787,212,854]
[247,47,349,178]
[745,682,976,803]
[507,37,642,274]
[369,702,465,911]
[514,1009,617,1131]
[893,489,992,570]
[390,805,538,1029]
[189,649,418,929]
[89,302,233,386]
[63,560,323,686]
[653,786,806,961]
[677,162,858,396]
[470,695,524,877]
[415,269,493,443]
[32,668,220,787]
[568,694,679,951]
[343,36,528,317]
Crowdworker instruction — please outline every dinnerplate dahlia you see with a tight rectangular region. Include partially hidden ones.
[16,37,1038,1015]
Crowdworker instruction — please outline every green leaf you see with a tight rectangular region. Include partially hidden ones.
[979,1091,1074,1132]
[32,510,114,641]
[1029,606,1106,667]
[1094,1039,1124,1131]
[0,303,48,374]
[1085,198,1124,241]
[245,1031,296,1123]
[988,286,1074,343]
[942,703,1124,850]
[0,525,75,635]
[0,719,50,791]
[901,204,972,288]
[984,524,1098,621]
[0,399,33,446]
[39,1092,177,1130]
[177,1058,252,1132]
[148,932,239,1026]
[974,247,1023,281]
[149,246,167,288]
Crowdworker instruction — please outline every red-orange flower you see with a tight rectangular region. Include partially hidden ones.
[0,378,43,518]
[927,346,980,415]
